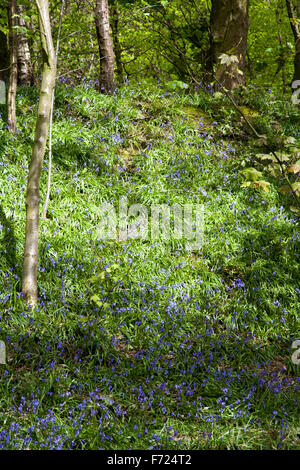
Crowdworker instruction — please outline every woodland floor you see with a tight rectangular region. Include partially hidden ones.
[0,81,299,449]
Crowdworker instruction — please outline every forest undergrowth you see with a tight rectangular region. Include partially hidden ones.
[0,80,299,449]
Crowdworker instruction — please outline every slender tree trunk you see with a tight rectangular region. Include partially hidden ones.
[7,0,18,132]
[22,0,56,305]
[110,0,123,83]
[286,0,300,83]
[295,35,300,83]
[16,3,33,86]
[43,0,65,220]
[0,31,10,83]
[94,0,115,94]
[210,0,249,91]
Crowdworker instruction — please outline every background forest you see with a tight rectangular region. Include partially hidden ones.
[0,0,299,451]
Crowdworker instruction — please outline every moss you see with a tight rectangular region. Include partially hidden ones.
[238,105,260,119]
[176,105,212,129]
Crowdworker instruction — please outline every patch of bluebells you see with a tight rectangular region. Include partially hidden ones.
[0,287,298,449]
[0,82,299,450]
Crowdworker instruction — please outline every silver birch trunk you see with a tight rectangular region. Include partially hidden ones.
[94,0,116,94]
[16,3,33,86]
[7,0,18,133]
[22,0,56,305]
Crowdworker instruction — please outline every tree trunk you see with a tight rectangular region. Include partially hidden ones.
[0,31,10,83]
[94,0,115,94]
[22,0,56,306]
[295,35,300,83]
[286,0,300,83]
[210,0,249,91]
[297,0,300,82]
[7,0,18,132]
[110,0,123,83]
[16,3,33,86]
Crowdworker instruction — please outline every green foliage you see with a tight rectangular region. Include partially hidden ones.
[0,0,300,448]
[248,0,294,92]
[0,7,8,35]
[165,80,189,90]
[0,82,299,449]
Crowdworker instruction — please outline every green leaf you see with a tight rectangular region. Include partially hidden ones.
[285,136,296,145]
[241,181,251,187]
[292,182,300,196]
[241,167,263,182]
[290,206,300,215]
[276,153,290,163]
[166,80,188,90]
[253,180,270,192]
[242,180,270,192]
[89,271,105,282]
[288,164,300,174]
[267,164,281,177]
[219,53,239,66]
[257,153,276,162]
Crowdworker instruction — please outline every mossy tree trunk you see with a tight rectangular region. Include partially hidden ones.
[22,0,56,306]
[210,0,249,91]
[94,0,115,94]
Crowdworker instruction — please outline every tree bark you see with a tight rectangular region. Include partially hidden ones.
[94,0,115,94]
[43,0,65,220]
[286,0,300,83]
[16,3,33,86]
[295,35,300,83]
[22,0,56,306]
[0,31,10,83]
[110,0,123,83]
[210,0,249,91]
[7,0,18,132]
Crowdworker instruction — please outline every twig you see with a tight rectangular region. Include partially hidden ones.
[57,67,84,79]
